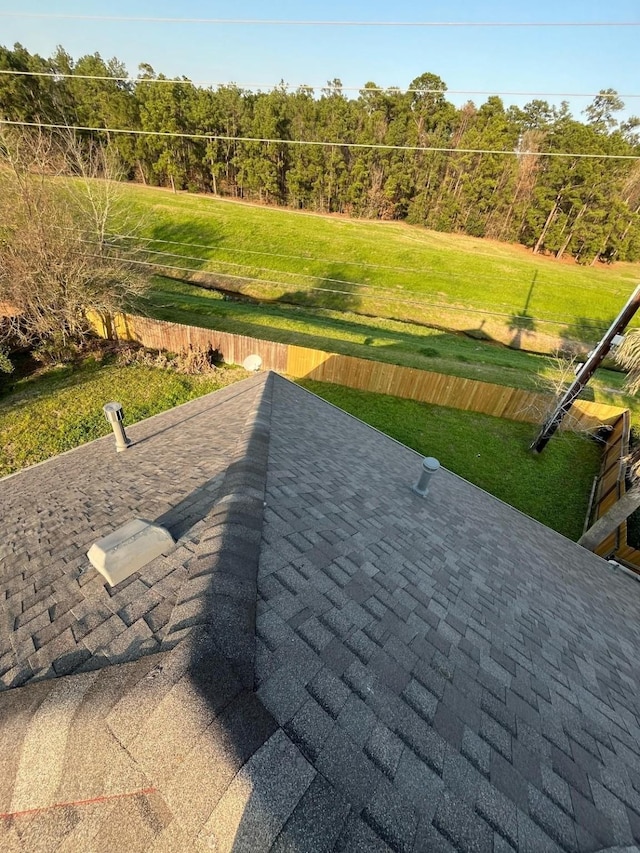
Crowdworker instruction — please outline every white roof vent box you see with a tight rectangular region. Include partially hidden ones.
[87,518,175,587]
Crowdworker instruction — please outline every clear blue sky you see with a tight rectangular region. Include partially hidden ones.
[1,1,638,120]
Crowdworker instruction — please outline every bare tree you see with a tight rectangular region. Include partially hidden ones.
[515,349,604,436]
[0,127,147,359]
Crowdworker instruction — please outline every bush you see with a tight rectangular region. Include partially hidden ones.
[0,350,14,374]
[175,345,222,374]
[32,333,80,365]
[116,344,222,374]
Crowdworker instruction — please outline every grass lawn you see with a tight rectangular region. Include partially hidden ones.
[298,379,602,541]
[0,356,247,477]
[119,183,640,341]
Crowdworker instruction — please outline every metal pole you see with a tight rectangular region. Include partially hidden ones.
[531,284,640,454]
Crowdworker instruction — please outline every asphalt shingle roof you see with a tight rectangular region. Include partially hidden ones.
[2,370,640,852]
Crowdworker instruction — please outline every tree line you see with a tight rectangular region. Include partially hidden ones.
[2,42,640,264]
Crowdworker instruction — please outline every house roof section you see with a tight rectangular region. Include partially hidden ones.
[2,372,640,851]
[0,372,270,690]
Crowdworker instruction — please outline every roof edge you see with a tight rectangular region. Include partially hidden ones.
[0,368,264,485]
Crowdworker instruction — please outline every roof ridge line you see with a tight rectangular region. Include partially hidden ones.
[161,371,275,690]
[217,369,274,504]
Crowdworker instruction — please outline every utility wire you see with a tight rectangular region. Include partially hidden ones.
[123,245,409,292]
[112,236,626,299]
[118,254,607,329]
[2,119,638,160]
[52,227,627,296]
[0,13,638,26]
[1,70,638,100]
[109,234,622,296]
[116,243,552,315]
[67,226,462,280]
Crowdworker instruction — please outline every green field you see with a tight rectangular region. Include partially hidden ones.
[120,183,640,344]
[299,380,601,541]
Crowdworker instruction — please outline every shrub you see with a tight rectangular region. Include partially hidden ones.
[116,344,222,374]
[0,350,14,374]
[32,333,79,365]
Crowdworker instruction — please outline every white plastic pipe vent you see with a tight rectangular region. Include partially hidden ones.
[103,402,131,452]
[412,457,440,498]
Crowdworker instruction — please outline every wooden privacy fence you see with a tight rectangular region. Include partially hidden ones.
[589,411,640,571]
[89,311,289,372]
[591,412,629,558]
[285,345,624,431]
[89,311,627,432]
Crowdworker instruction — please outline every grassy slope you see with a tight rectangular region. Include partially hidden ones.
[114,183,640,417]
[121,184,640,337]
[299,380,601,541]
[0,358,246,477]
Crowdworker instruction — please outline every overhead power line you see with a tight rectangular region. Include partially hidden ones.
[0,13,638,26]
[115,244,560,316]
[120,254,595,328]
[2,119,638,160]
[52,227,626,298]
[123,245,609,322]
[1,69,639,100]
[109,233,625,297]
[107,249,609,329]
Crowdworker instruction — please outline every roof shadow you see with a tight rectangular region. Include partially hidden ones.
[155,371,274,690]
[0,372,312,850]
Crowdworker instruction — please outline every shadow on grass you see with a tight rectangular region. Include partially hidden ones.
[148,219,224,252]
[508,311,536,350]
[142,219,225,278]
[561,316,611,350]
[147,297,555,384]
[275,265,363,314]
[462,320,496,343]
[0,358,108,409]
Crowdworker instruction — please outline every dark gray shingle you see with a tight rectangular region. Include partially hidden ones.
[3,372,640,850]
